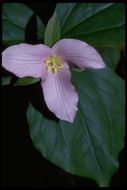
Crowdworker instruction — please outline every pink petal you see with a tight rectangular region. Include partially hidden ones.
[52,39,105,69]
[41,63,78,122]
[2,43,52,78]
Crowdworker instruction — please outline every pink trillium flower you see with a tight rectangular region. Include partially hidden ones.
[2,39,105,123]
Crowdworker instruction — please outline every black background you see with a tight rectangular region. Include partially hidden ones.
[2,3,126,187]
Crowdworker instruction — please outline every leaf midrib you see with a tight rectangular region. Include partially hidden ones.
[64,24,124,37]
[72,72,116,181]
[3,17,25,30]
[85,75,113,155]
[75,74,114,154]
[3,15,44,42]
[78,108,104,183]
[60,3,76,28]
[62,3,114,35]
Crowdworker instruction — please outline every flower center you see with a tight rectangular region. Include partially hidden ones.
[45,54,64,74]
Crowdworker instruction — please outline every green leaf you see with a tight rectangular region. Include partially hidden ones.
[14,77,40,86]
[56,3,125,47]
[96,47,120,70]
[44,12,60,47]
[27,68,125,187]
[2,76,12,86]
[37,16,45,42]
[2,3,45,45]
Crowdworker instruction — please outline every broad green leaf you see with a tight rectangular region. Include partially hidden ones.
[44,12,60,47]
[14,77,40,86]
[56,3,125,47]
[2,3,45,45]
[2,76,12,86]
[37,16,45,42]
[27,68,125,187]
[97,47,120,70]
[76,27,125,47]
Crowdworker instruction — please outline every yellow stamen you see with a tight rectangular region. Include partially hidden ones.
[53,66,58,74]
[45,54,64,74]
[47,65,53,73]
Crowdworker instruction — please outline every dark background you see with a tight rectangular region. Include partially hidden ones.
[2,3,126,187]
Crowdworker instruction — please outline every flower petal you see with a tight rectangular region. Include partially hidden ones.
[52,38,105,69]
[2,43,52,78]
[41,63,78,122]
